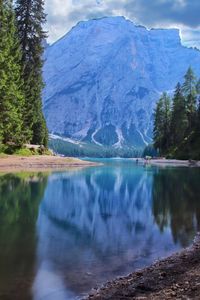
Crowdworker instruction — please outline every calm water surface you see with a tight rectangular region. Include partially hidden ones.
[0,159,200,299]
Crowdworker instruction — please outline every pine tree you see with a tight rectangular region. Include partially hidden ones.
[170,83,188,147]
[162,92,171,153]
[0,0,3,147]
[182,67,197,132]
[153,96,164,153]
[0,0,25,146]
[153,70,200,160]
[153,93,171,155]
[196,79,200,95]
[196,86,200,135]
[15,0,48,146]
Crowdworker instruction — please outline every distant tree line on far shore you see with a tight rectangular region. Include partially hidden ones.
[49,138,143,158]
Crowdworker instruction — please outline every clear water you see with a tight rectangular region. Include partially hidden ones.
[0,159,200,300]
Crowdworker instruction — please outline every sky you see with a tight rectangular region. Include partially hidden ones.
[45,0,200,49]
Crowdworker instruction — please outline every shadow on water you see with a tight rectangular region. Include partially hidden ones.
[0,161,200,299]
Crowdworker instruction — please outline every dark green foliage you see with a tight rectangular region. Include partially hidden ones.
[15,0,48,145]
[182,67,197,132]
[153,96,164,152]
[162,93,172,152]
[142,144,158,158]
[49,138,142,158]
[0,172,48,287]
[152,167,200,245]
[0,172,47,225]
[31,111,48,147]
[0,0,48,152]
[196,85,200,134]
[197,99,200,133]
[182,67,197,96]
[153,92,171,155]
[153,67,200,160]
[0,0,25,146]
[170,83,188,147]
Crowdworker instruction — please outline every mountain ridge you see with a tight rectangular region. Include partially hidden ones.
[49,16,183,48]
[43,16,200,149]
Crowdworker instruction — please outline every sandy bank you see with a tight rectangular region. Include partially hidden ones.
[87,234,200,299]
[134,158,200,167]
[0,155,97,172]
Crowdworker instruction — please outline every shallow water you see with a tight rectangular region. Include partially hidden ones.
[0,159,200,300]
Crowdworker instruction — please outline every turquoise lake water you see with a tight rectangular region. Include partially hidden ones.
[0,159,200,299]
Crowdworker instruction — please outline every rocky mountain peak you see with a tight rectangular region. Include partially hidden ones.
[43,16,200,148]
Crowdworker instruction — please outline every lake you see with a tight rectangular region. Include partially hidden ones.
[0,159,200,300]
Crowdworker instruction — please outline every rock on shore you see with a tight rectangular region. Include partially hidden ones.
[86,233,200,299]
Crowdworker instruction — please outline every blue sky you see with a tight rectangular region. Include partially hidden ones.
[45,0,200,49]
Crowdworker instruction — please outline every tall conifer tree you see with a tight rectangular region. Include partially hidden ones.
[182,67,197,132]
[153,93,171,155]
[15,0,48,146]
[196,81,200,135]
[153,70,200,159]
[153,96,164,153]
[0,0,3,146]
[0,0,24,146]
[170,83,188,147]
[162,92,171,152]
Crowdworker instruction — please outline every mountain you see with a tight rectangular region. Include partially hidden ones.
[43,16,200,149]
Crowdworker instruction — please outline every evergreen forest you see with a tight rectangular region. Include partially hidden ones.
[0,0,48,154]
[153,67,200,160]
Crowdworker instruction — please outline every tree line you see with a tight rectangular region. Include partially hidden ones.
[49,138,143,158]
[0,0,48,152]
[153,67,200,160]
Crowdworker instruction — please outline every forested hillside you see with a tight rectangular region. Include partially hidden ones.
[153,67,200,160]
[0,0,48,154]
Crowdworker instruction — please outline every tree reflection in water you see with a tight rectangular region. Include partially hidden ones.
[152,167,200,247]
[0,173,48,300]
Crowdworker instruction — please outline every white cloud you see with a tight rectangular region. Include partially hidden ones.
[181,27,200,49]
[45,0,200,49]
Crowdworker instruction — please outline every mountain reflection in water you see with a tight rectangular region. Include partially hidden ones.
[32,162,200,299]
[0,161,200,299]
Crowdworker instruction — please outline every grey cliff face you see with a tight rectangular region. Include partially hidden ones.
[43,16,200,148]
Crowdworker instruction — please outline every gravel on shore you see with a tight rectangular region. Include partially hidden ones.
[0,155,97,172]
[134,158,200,167]
[87,234,200,300]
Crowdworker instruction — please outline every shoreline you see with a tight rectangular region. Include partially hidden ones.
[1,156,200,172]
[133,158,200,167]
[0,155,97,172]
[86,234,200,299]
